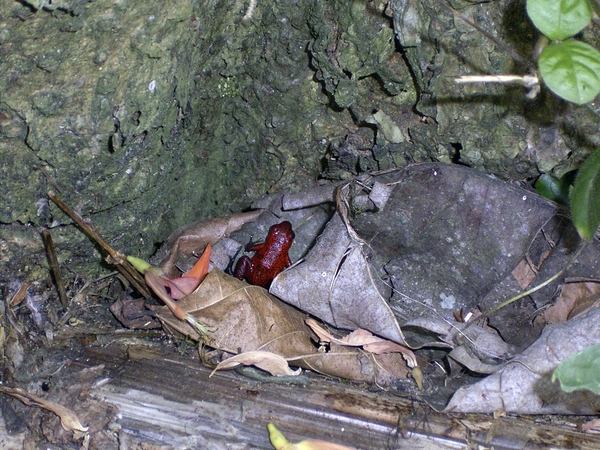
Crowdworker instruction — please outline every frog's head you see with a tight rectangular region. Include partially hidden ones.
[270,220,295,243]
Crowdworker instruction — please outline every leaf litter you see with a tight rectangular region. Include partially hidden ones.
[4,162,600,450]
[140,163,600,414]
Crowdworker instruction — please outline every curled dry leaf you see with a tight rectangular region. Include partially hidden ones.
[539,282,600,324]
[144,268,209,336]
[160,242,211,300]
[446,307,600,414]
[0,386,88,437]
[211,351,302,377]
[582,418,600,432]
[305,318,417,367]
[280,182,340,210]
[128,247,213,337]
[159,211,264,277]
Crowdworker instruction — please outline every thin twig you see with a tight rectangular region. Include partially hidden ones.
[42,229,69,310]
[41,229,69,309]
[47,191,152,299]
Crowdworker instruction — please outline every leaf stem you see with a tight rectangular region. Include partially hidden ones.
[467,239,589,329]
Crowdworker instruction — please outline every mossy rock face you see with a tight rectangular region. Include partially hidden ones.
[1,0,596,284]
[0,0,329,281]
[391,0,600,177]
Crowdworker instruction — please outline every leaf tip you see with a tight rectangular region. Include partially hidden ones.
[127,255,152,273]
[267,423,290,450]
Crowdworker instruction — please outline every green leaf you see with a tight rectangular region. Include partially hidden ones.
[526,0,592,41]
[535,172,574,206]
[539,40,600,104]
[552,343,600,394]
[570,147,600,240]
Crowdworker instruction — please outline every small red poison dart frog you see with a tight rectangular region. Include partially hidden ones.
[234,221,295,288]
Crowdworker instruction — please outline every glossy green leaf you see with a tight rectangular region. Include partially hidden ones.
[552,343,600,394]
[526,0,592,40]
[570,147,600,240]
[535,172,574,206]
[539,40,600,104]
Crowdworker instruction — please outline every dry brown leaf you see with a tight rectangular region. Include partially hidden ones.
[0,386,88,437]
[511,259,537,290]
[569,293,600,319]
[211,351,301,377]
[156,270,317,355]
[156,271,412,385]
[8,281,29,307]
[539,282,600,324]
[159,210,264,277]
[305,319,380,346]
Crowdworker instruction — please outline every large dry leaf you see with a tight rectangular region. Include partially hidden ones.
[350,164,556,337]
[445,307,600,414]
[156,270,410,385]
[156,270,315,355]
[271,213,405,345]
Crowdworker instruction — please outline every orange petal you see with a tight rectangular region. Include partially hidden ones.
[183,242,211,281]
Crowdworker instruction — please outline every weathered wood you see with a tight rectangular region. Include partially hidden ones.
[72,344,600,449]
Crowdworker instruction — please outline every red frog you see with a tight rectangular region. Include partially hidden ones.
[234,221,295,288]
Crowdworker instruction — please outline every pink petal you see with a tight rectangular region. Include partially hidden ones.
[163,276,201,300]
